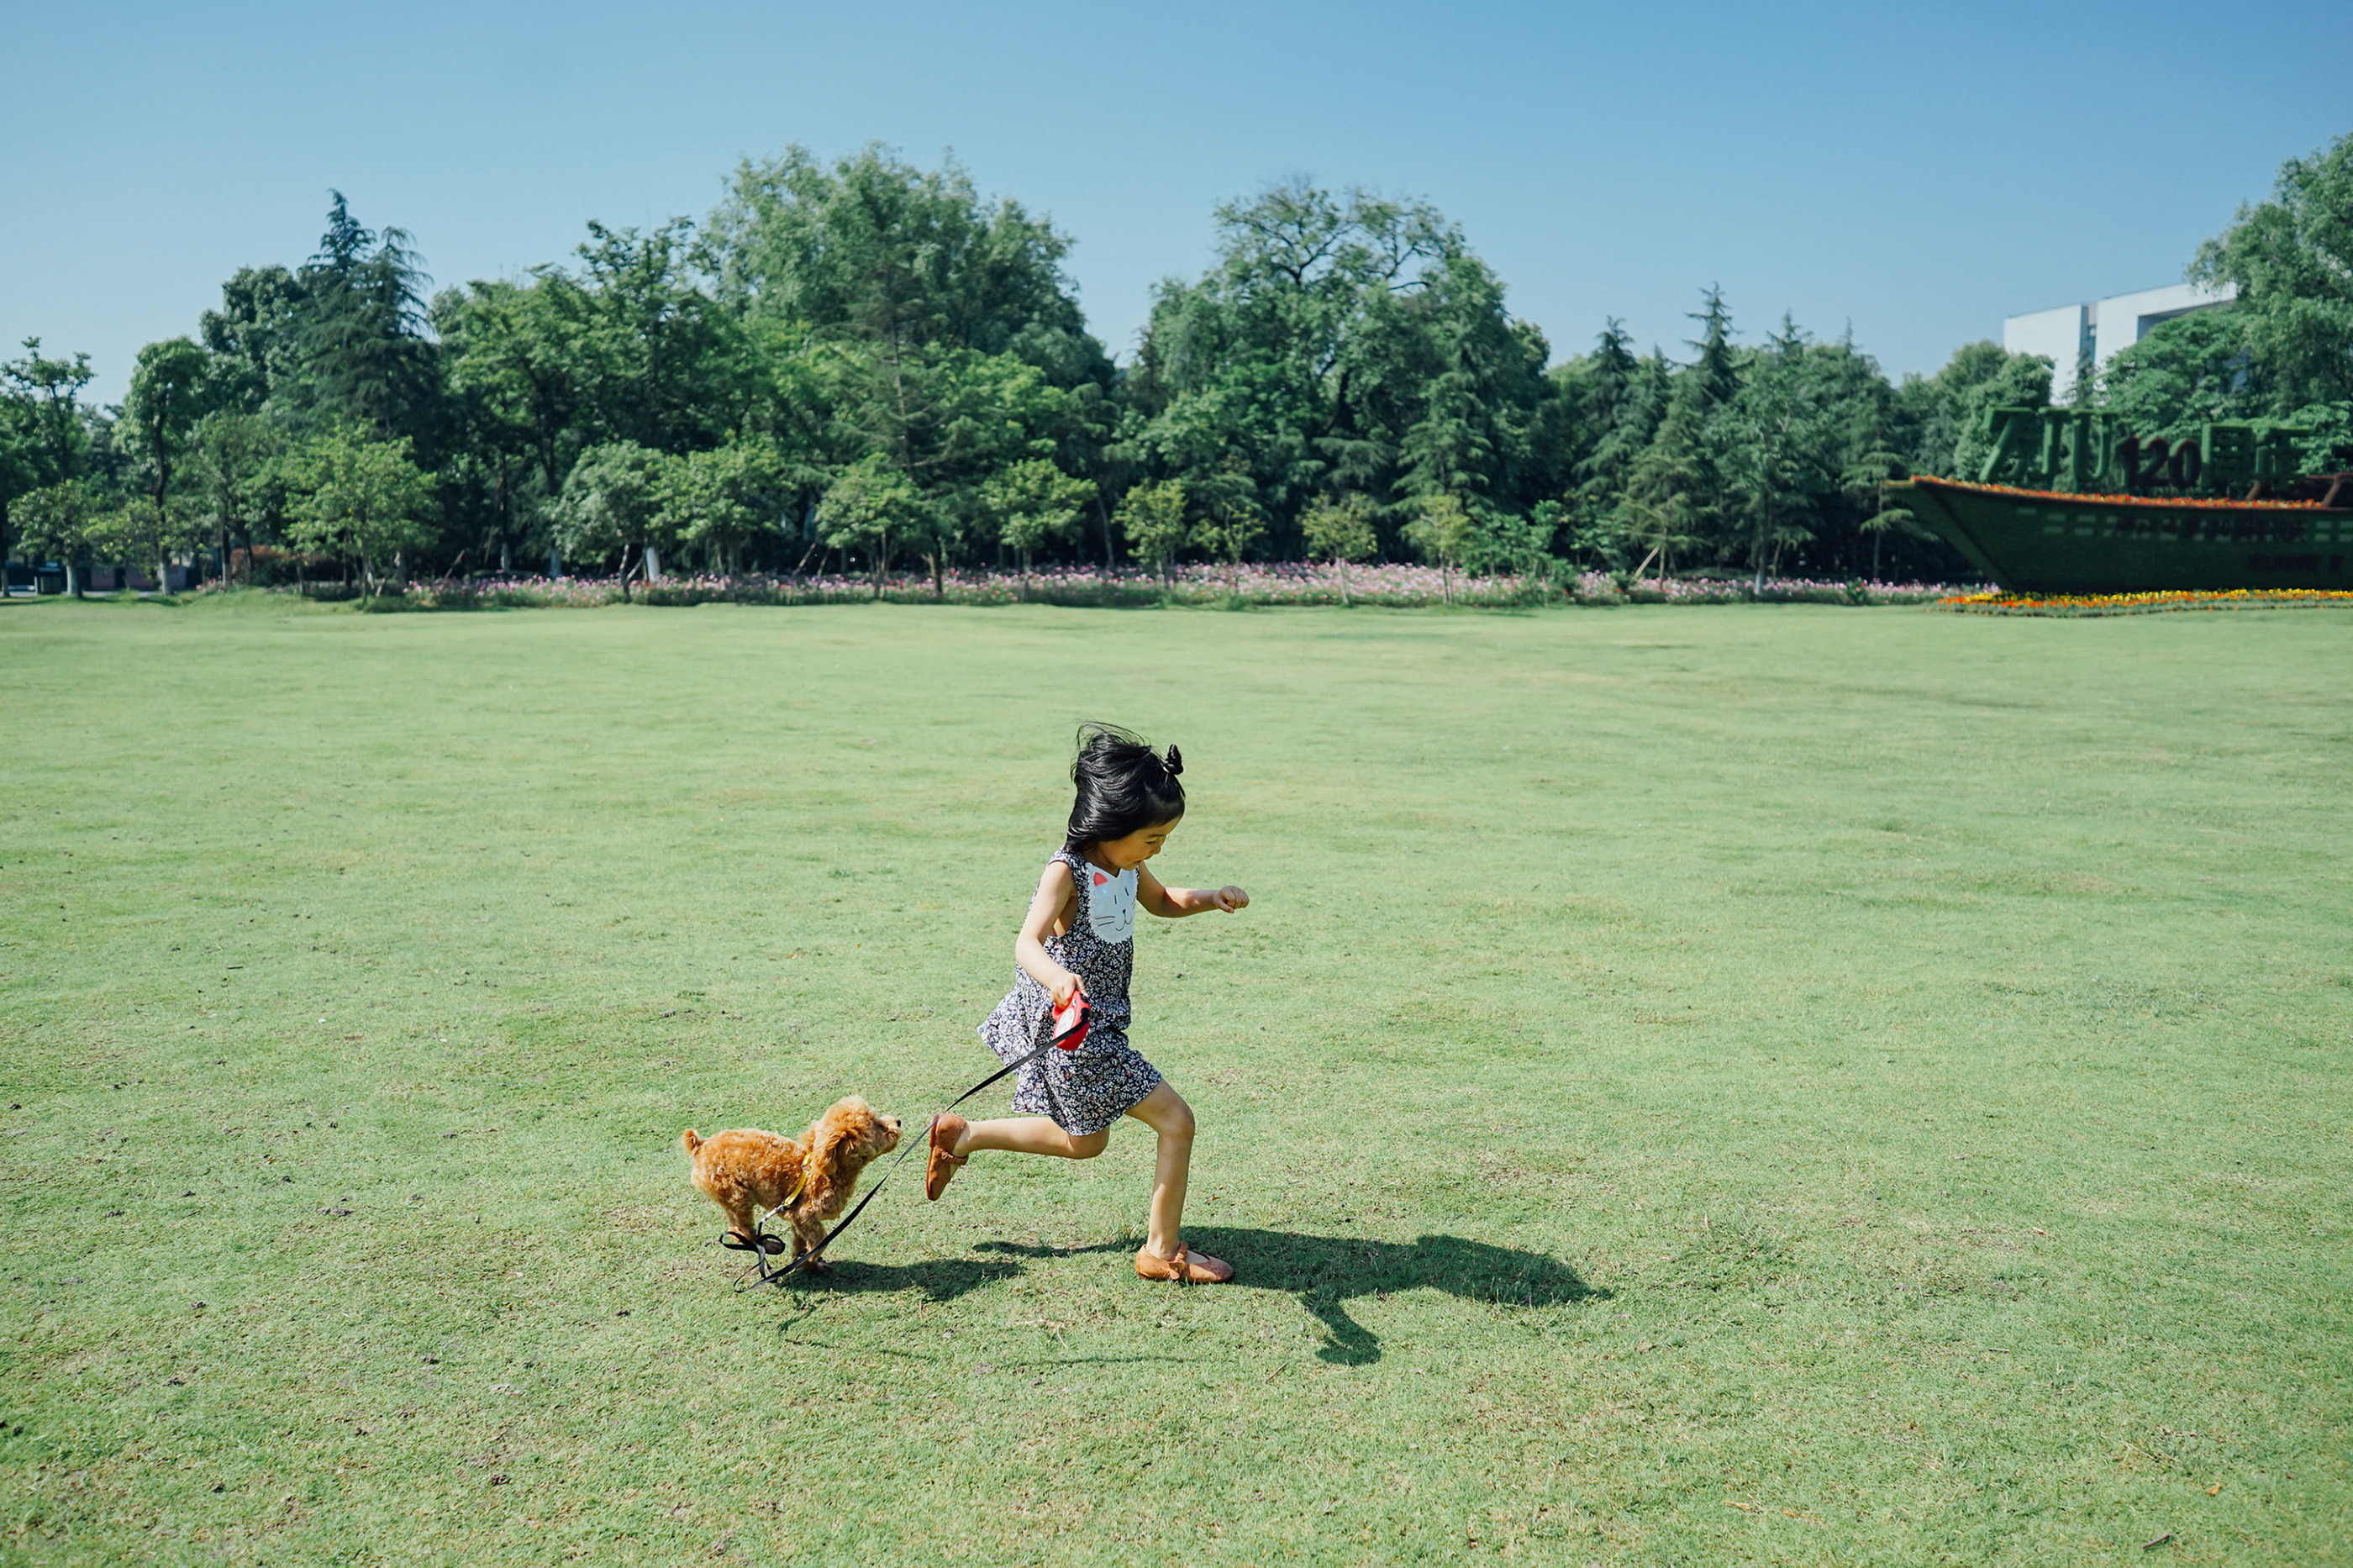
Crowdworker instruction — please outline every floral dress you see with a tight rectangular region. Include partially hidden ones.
[977,847,1163,1136]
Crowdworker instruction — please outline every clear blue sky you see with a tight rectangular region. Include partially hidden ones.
[6,0,2347,404]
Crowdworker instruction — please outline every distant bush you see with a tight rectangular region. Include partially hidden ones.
[229,545,342,587]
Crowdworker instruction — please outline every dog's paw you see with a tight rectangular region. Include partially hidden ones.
[796,1255,832,1275]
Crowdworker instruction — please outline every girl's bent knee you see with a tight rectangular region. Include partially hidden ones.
[1070,1130,1111,1160]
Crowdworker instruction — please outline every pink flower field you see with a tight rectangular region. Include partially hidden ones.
[255,561,1971,612]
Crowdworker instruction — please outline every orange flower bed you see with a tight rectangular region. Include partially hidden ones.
[1909,476,2329,511]
[1935,587,2353,617]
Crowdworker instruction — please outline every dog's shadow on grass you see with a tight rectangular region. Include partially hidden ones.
[976,1229,1608,1365]
[784,1253,1024,1304]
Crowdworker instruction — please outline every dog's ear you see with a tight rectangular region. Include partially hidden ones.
[682,1129,702,1155]
[802,1114,847,1197]
[804,1107,841,1165]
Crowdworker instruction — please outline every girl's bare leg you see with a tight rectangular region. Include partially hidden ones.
[1123,1082,1196,1258]
[952,1116,1109,1160]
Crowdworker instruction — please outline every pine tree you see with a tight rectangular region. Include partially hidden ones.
[286,193,444,455]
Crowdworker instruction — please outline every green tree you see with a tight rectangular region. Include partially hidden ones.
[1403,492,1473,602]
[1724,317,1840,588]
[1624,291,1744,566]
[569,219,750,455]
[285,194,444,452]
[1130,181,1551,556]
[1841,439,1917,581]
[0,397,30,575]
[1394,254,1545,518]
[1557,323,1661,545]
[1624,398,1713,571]
[2094,308,2265,443]
[826,345,1071,556]
[90,497,203,595]
[198,265,304,413]
[1300,492,1377,602]
[0,390,34,581]
[712,145,1106,577]
[2192,132,2353,413]
[1897,342,2050,482]
[13,480,96,596]
[656,439,798,580]
[983,457,1094,591]
[1188,460,1266,565]
[550,441,672,599]
[709,144,1109,387]
[2,340,95,581]
[1465,502,1559,586]
[188,412,282,582]
[1616,498,1697,581]
[123,337,214,547]
[821,453,923,597]
[1683,286,1740,409]
[434,273,594,518]
[283,427,434,597]
[3,338,92,487]
[1113,478,1189,582]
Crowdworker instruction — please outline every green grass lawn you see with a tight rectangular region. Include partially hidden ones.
[3,594,2347,1565]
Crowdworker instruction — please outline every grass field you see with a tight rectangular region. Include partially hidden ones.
[3,593,2347,1565]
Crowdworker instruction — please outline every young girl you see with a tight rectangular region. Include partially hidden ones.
[926,724,1250,1283]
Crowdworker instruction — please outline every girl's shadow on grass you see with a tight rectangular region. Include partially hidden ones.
[977,1229,1606,1365]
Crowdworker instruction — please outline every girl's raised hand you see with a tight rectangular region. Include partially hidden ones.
[1211,885,1250,913]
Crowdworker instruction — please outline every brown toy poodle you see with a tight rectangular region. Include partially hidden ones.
[682,1096,902,1273]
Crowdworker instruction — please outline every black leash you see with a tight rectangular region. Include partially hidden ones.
[736,1039,1050,1291]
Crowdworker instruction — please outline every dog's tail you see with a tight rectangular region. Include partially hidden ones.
[681,1129,702,1157]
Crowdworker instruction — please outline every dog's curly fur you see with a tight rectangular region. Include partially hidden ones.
[682,1096,902,1272]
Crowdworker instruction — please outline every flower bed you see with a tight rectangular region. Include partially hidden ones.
[1585,572,1961,606]
[212,562,1972,611]
[1934,587,2353,617]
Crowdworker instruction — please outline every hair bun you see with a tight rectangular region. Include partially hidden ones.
[1162,745,1183,777]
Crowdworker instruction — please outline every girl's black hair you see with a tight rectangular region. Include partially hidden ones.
[1065,723,1186,850]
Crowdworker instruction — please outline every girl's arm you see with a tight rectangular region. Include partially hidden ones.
[1016,859,1085,1005]
[1137,864,1249,918]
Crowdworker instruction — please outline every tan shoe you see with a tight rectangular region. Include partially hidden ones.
[924,1113,968,1201]
[1134,1241,1234,1283]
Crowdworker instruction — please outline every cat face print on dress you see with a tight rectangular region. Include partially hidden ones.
[1083,864,1137,943]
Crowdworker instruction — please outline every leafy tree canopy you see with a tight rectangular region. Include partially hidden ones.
[1129,181,1550,557]
[708,144,1109,388]
[2192,132,2353,412]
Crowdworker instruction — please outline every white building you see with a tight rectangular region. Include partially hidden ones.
[2003,282,2237,403]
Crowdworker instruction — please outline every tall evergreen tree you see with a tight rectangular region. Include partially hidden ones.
[1626,288,1743,561]
[1685,286,1740,410]
[284,193,445,455]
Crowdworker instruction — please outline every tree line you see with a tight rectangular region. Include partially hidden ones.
[4,134,2348,597]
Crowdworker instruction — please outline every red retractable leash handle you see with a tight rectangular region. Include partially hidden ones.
[1050,987,1092,1051]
